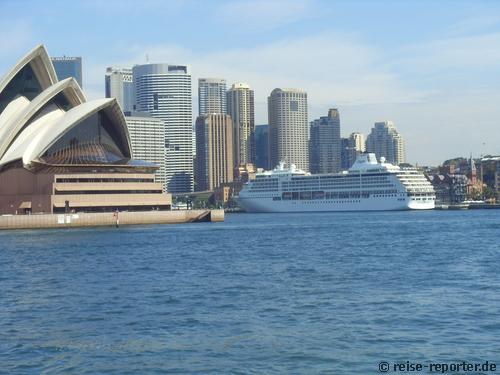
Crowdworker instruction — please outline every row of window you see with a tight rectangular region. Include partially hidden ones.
[278,190,403,200]
[56,178,154,183]
[54,190,162,195]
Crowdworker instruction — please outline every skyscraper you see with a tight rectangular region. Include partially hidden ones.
[198,78,226,115]
[133,63,193,193]
[195,114,233,191]
[347,132,366,167]
[268,88,308,171]
[340,137,350,170]
[226,82,255,168]
[124,112,167,190]
[105,67,134,112]
[309,108,341,174]
[254,124,269,169]
[51,56,82,87]
[366,121,405,164]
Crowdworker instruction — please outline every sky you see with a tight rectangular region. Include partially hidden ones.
[0,0,499,165]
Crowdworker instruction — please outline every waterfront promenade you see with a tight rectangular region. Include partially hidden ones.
[0,209,224,230]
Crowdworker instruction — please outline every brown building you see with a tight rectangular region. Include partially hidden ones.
[0,45,171,214]
[195,114,233,191]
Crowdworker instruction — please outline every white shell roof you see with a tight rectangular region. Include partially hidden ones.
[1,104,66,166]
[23,98,131,166]
[0,45,57,101]
[0,96,31,137]
[0,45,133,169]
[0,78,85,160]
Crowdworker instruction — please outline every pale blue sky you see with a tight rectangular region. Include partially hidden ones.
[1,0,499,165]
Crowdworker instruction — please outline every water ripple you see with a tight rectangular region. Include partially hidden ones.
[0,210,499,373]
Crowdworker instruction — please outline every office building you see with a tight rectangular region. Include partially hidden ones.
[124,112,166,189]
[105,67,134,112]
[133,63,193,192]
[0,45,171,214]
[51,56,82,87]
[195,114,233,191]
[309,108,341,174]
[227,82,255,168]
[348,132,366,167]
[366,121,405,164]
[198,78,226,115]
[340,138,350,170]
[268,88,308,171]
[255,124,269,169]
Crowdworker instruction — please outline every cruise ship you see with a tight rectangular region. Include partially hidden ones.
[237,153,435,212]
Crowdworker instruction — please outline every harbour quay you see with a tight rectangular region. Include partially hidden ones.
[0,209,224,230]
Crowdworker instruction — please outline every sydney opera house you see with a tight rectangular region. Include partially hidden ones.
[0,45,171,214]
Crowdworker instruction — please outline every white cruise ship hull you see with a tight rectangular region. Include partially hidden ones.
[238,196,434,213]
[238,154,436,213]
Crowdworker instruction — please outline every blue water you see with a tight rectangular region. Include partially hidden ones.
[1,210,499,374]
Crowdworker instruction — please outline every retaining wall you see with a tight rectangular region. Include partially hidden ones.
[0,210,224,230]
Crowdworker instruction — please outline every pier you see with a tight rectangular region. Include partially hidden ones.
[0,209,224,230]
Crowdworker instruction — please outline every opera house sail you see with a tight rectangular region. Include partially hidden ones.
[0,45,171,214]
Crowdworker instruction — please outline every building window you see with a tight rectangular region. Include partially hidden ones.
[153,93,159,110]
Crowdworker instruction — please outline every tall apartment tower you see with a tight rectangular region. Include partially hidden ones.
[124,112,167,189]
[268,88,308,171]
[51,56,82,87]
[105,67,134,112]
[133,63,193,193]
[226,82,255,168]
[198,78,226,115]
[347,132,366,167]
[366,121,405,164]
[309,108,341,174]
[195,114,234,191]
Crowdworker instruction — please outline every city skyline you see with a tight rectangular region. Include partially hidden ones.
[0,0,499,165]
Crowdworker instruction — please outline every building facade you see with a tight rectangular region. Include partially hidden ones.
[226,82,255,168]
[195,114,233,191]
[366,121,405,164]
[340,138,350,170]
[347,132,366,168]
[0,45,171,214]
[51,56,82,88]
[254,124,269,169]
[268,88,308,171]
[309,108,341,174]
[480,156,500,201]
[198,78,226,116]
[133,63,193,193]
[124,112,166,190]
[428,174,468,205]
[105,67,134,112]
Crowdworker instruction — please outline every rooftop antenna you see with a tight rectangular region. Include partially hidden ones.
[146,54,149,63]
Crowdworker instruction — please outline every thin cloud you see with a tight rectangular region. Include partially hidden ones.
[399,32,500,72]
[108,32,426,109]
[446,14,500,36]
[219,0,316,31]
[0,19,34,61]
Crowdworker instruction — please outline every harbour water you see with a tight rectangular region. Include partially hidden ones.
[1,210,499,374]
